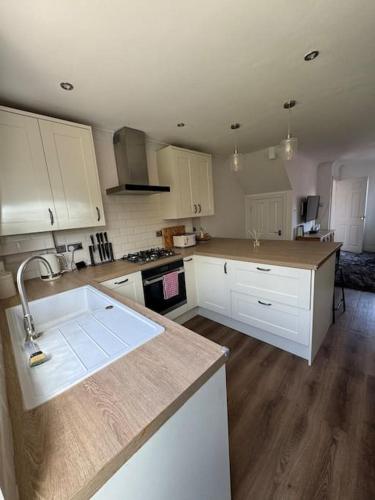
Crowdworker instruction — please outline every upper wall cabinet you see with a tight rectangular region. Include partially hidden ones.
[0,106,105,236]
[157,146,214,219]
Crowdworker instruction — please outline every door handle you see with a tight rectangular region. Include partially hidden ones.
[224,262,227,274]
[96,206,101,221]
[184,258,193,262]
[360,215,366,221]
[256,267,271,272]
[198,203,202,213]
[114,278,129,285]
[258,300,272,306]
[193,204,197,214]
[48,208,54,226]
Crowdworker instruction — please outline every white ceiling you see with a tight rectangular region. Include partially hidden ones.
[1,0,375,161]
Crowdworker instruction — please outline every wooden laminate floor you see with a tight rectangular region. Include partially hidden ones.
[184,289,375,500]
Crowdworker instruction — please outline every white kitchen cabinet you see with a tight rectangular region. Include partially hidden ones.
[0,106,105,236]
[231,291,311,346]
[0,109,57,235]
[193,253,335,364]
[183,256,197,309]
[195,256,230,316]
[157,146,214,219]
[229,260,312,309]
[39,120,105,230]
[100,271,144,305]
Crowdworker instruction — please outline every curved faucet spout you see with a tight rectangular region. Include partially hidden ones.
[16,256,54,342]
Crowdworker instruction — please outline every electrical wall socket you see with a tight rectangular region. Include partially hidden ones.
[55,244,67,253]
[67,242,83,251]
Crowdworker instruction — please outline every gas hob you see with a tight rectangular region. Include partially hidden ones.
[122,248,177,264]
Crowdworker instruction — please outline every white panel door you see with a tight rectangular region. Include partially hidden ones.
[39,120,105,230]
[0,110,56,235]
[195,256,230,315]
[246,192,286,240]
[331,177,368,253]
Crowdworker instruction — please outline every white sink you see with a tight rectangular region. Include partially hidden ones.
[6,285,164,410]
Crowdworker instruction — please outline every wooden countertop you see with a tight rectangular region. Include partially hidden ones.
[75,237,341,285]
[0,273,226,500]
[189,238,341,270]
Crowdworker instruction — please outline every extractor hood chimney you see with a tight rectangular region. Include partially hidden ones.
[106,126,170,195]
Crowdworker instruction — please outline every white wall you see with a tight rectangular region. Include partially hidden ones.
[316,162,334,229]
[199,155,246,238]
[201,148,318,239]
[0,129,192,279]
[338,160,375,251]
[283,153,318,233]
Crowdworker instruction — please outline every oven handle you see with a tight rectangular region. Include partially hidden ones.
[143,268,185,286]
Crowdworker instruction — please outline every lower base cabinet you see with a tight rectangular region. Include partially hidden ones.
[100,271,145,305]
[93,366,231,500]
[192,254,335,364]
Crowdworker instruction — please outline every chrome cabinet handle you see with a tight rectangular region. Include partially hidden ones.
[114,278,128,285]
[193,204,197,214]
[198,203,202,213]
[96,206,101,221]
[256,267,271,272]
[48,208,54,226]
[258,300,272,306]
[224,262,227,274]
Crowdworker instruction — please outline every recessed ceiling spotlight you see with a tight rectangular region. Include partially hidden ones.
[177,122,185,127]
[304,50,319,61]
[60,82,74,91]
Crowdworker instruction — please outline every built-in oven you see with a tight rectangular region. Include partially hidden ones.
[142,259,187,315]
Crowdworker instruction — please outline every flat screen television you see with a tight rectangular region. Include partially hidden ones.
[305,195,320,222]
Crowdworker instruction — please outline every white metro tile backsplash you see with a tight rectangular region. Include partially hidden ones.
[0,128,193,280]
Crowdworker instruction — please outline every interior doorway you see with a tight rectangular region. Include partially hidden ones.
[245,191,291,240]
[330,177,368,253]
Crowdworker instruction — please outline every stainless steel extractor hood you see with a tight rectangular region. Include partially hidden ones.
[106,126,170,195]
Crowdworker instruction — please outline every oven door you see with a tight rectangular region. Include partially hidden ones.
[142,267,187,315]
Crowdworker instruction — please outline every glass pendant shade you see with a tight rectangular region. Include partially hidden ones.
[280,100,298,161]
[230,145,243,173]
[280,135,298,161]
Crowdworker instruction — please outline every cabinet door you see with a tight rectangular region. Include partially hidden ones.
[100,272,145,305]
[183,257,197,308]
[189,154,214,217]
[173,150,195,218]
[0,110,56,235]
[39,120,105,230]
[195,256,230,315]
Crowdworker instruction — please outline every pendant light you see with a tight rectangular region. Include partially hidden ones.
[229,123,243,173]
[280,100,298,161]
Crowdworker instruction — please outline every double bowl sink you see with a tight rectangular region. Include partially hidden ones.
[6,286,164,410]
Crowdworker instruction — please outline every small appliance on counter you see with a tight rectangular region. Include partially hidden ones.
[38,253,68,281]
[173,233,196,248]
[0,269,17,299]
